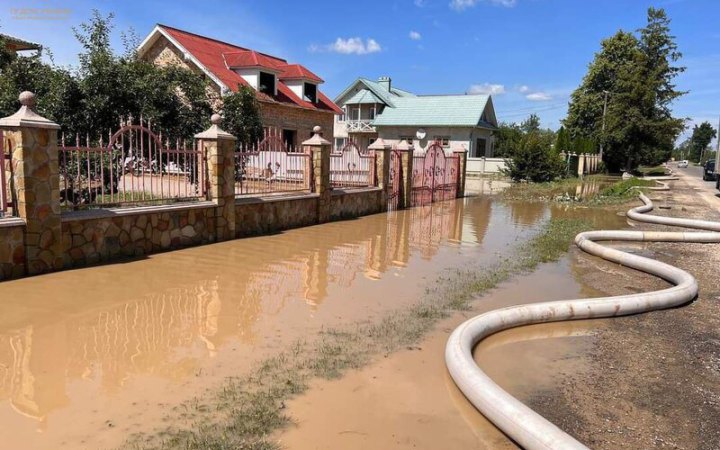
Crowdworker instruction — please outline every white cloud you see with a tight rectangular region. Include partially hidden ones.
[409,31,422,40]
[414,0,428,6]
[467,83,506,95]
[309,37,382,55]
[450,0,516,11]
[526,92,552,101]
[518,85,530,93]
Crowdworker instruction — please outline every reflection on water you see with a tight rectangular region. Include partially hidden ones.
[0,194,615,445]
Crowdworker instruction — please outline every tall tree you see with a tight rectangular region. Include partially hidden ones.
[222,86,264,146]
[520,113,541,133]
[689,122,716,163]
[564,8,685,171]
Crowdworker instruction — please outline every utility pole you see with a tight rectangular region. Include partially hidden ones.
[599,90,609,160]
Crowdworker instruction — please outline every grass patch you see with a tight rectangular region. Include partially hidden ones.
[123,217,591,450]
[635,165,668,176]
[502,175,656,206]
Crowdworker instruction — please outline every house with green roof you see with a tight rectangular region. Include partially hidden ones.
[333,76,498,163]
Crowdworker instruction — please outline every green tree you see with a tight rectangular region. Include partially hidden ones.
[554,126,571,154]
[689,122,716,163]
[503,132,565,182]
[222,86,264,146]
[493,122,523,157]
[521,113,541,134]
[564,8,685,171]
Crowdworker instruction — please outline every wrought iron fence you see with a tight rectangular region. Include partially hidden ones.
[59,118,206,210]
[0,131,12,218]
[234,128,311,197]
[330,141,376,188]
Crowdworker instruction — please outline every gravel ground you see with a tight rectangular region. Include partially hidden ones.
[527,176,720,450]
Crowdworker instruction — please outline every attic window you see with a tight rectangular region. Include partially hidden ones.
[259,72,276,95]
[304,82,317,103]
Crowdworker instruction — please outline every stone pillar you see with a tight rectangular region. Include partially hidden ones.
[0,92,62,275]
[578,153,586,177]
[303,126,331,223]
[195,114,237,241]
[453,147,468,198]
[369,138,391,212]
[396,140,414,209]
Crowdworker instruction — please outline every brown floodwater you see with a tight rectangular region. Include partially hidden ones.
[0,189,625,450]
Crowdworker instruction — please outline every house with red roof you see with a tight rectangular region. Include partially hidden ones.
[137,24,341,148]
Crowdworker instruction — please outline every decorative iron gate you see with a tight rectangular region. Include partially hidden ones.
[411,142,459,207]
[387,149,402,210]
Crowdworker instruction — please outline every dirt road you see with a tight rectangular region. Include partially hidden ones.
[531,168,720,449]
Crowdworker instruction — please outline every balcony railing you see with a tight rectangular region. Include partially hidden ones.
[345,120,376,133]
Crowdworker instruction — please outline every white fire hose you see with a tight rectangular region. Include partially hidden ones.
[446,192,720,450]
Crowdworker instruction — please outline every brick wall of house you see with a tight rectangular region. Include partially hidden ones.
[259,102,334,148]
[143,37,335,145]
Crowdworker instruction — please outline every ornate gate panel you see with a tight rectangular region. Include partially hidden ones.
[411,142,459,206]
[387,149,402,210]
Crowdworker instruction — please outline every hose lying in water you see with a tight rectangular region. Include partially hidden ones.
[445,192,720,450]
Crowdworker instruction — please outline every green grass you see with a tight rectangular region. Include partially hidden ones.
[122,217,592,450]
[635,165,668,176]
[501,175,656,206]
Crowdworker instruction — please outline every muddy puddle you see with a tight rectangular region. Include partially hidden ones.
[277,255,616,450]
[0,191,624,450]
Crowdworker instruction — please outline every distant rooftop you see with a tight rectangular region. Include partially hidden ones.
[1,33,41,52]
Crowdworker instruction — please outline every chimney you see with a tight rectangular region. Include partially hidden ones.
[377,76,391,92]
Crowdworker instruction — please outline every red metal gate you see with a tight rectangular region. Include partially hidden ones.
[387,149,402,210]
[411,142,459,207]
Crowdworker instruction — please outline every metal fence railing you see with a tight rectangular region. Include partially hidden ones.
[59,119,206,210]
[234,128,311,197]
[330,141,376,189]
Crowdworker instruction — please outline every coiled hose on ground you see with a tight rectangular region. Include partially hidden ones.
[445,191,720,450]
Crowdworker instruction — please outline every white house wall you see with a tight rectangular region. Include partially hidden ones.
[376,126,495,156]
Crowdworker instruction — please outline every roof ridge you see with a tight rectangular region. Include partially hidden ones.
[157,23,288,64]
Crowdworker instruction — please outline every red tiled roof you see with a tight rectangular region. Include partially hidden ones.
[278,64,324,83]
[223,50,283,70]
[156,25,341,114]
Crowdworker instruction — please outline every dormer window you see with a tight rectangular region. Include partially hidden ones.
[304,83,317,103]
[259,71,276,95]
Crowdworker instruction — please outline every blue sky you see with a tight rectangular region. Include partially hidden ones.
[1,0,718,142]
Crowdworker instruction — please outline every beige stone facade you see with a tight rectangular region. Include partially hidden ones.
[141,36,334,145]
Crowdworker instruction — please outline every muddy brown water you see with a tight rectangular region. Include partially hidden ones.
[0,190,624,450]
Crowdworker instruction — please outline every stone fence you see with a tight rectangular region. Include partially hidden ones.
[0,92,466,281]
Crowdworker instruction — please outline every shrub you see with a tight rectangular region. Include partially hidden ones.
[503,132,566,182]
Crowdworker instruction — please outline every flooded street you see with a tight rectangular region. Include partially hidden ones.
[0,190,605,450]
[0,175,630,450]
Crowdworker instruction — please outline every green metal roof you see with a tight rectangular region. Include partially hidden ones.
[372,95,494,127]
[345,89,383,104]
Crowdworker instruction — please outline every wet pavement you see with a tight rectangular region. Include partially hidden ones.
[0,182,627,450]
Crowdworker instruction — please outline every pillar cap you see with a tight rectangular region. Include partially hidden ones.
[194,114,236,141]
[0,91,60,130]
[395,139,414,151]
[368,138,390,150]
[302,125,330,146]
